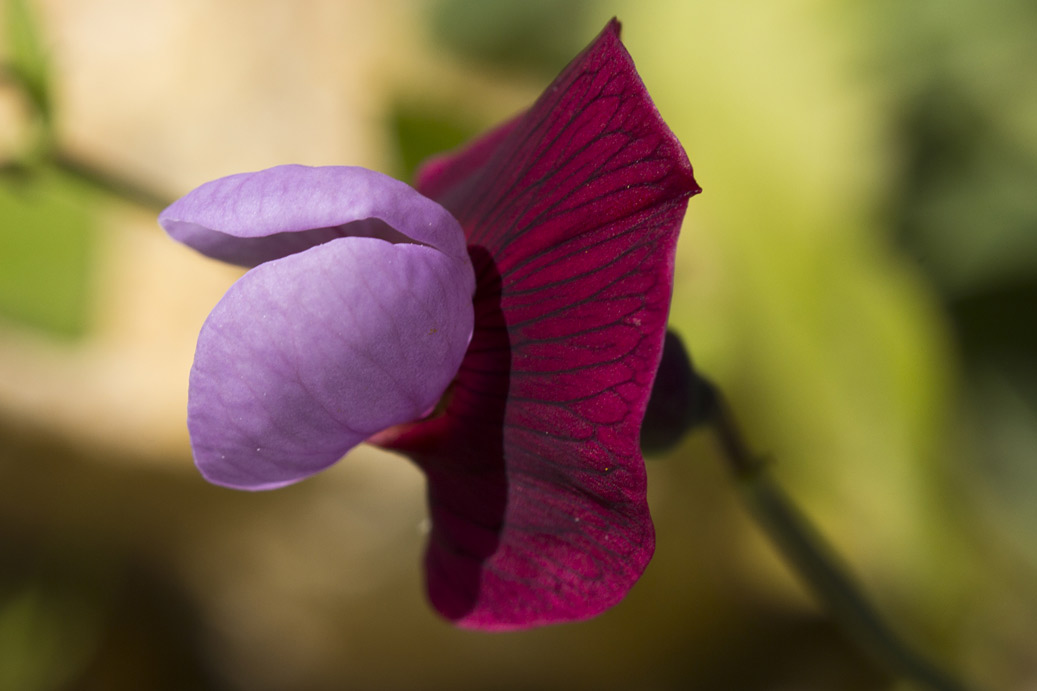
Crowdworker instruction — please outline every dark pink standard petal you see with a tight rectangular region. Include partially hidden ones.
[376,19,701,629]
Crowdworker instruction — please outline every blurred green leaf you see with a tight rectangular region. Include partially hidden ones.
[621,0,967,618]
[893,84,1037,295]
[877,0,1037,591]
[0,585,101,691]
[952,280,1037,569]
[0,170,96,338]
[4,0,51,125]
[968,364,1037,564]
[389,101,480,181]
[428,0,594,76]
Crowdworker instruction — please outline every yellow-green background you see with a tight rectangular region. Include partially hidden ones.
[1,1,1034,689]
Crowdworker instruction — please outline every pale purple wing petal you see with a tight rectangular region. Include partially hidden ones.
[160,165,470,268]
[380,19,701,628]
[190,237,474,490]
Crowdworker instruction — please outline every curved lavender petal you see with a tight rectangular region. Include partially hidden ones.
[190,236,474,489]
[160,165,470,268]
[378,19,701,628]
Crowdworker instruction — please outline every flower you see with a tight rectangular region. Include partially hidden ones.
[161,19,699,630]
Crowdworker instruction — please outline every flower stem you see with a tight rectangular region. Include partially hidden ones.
[50,152,173,211]
[2,59,172,211]
[706,391,971,691]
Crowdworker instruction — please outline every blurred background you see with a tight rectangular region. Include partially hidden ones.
[1,0,1034,689]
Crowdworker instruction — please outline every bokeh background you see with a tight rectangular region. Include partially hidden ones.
[1,1,1035,689]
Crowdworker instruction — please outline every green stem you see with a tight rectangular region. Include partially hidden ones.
[50,152,173,211]
[708,394,971,691]
[1,153,173,211]
[2,62,172,211]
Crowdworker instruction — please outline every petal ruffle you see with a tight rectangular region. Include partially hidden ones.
[189,237,474,490]
[160,165,471,268]
[378,19,701,628]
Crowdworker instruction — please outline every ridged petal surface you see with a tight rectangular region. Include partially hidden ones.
[162,167,475,489]
[377,19,701,629]
[160,165,470,268]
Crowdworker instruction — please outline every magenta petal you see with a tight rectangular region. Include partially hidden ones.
[189,237,474,490]
[160,165,470,268]
[380,20,701,628]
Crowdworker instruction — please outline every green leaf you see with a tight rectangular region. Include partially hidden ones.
[388,101,480,182]
[4,0,51,124]
[428,0,593,76]
[0,170,96,338]
[0,585,102,691]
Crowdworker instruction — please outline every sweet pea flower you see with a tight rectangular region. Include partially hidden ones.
[161,19,699,630]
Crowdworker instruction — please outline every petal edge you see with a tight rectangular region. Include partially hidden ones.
[190,237,474,490]
[381,19,699,628]
[161,165,472,270]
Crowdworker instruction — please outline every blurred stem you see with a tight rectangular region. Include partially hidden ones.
[1,59,172,211]
[707,392,971,691]
[49,152,173,211]
[0,153,173,211]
